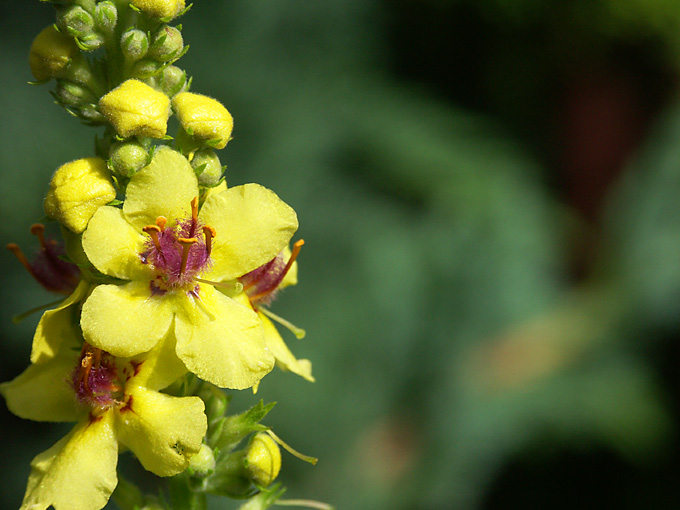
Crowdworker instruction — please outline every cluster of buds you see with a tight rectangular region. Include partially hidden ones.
[4,1,322,510]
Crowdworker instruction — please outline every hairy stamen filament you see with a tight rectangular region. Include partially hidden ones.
[6,243,36,279]
[178,237,198,277]
[247,239,305,300]
[30,223,47,249]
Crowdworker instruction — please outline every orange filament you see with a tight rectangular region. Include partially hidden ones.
[30,224,47,248]
[155,216,167,231]
[79,343,102,392]
[178,237,198,276]
[202,225,216,255]
[143,225,162,251]
[190,197,199,224]
[6,243,36,279]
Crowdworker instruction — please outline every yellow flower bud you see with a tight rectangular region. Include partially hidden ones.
[29,26,79,82]
[99,79,170,138]
[244,433,281,487]
[44,157,116,233]
[131,0,186,19]
[172,92,234,149]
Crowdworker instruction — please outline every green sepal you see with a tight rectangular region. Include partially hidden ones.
[213,401,275,453]
[203,451,255,498]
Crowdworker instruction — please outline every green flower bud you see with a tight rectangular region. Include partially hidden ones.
[189,444,216,476]
[57,5,95,39]
[121,28,149,61]
[191,149,224,187]
[94,1,117,35]
[159,65,188,96]
[110,141,149,176]
[78,103,106,123]
[77,33,105,51]
[55,80,96,108]
[149,25,184,62]
[244,433,281,488]
[132,58,162,79]
[29,26,79,82]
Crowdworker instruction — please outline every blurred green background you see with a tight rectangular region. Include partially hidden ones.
[2,0,680,508]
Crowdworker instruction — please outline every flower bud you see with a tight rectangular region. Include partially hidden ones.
[131,58,162,79]
[244,433,281,487]
[56,5,95,39]
[55,80,96,109]
[94,1,117,35]
[131,0,186,19]
[44,157,117,233]
[172,92,234,150]
[121,28,149,62]
[191,149,224,187]
[29,26,79,81]
[149,25,184,62]
[189,444,216,476]
[159,65,188,96]
[98,79,170,138]
[110,140,149,176]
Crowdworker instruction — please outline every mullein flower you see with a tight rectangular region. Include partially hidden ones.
[240,241,314,383]
[0,331,207,510]
[43,157,117,233]
[80,147,299,389]
[98,79,171,139]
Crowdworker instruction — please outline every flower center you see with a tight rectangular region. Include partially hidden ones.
[140,197,215,293]
[240,239,304,307]
[70,344,123,410]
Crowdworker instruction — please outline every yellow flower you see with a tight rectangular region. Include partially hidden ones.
[239,241,314,383]
[29,25,79,81]
[80,147,299,389]
[0,332,206,510]
[98,79,170,138]
[173,92,234,149]
[131,0,186,19]
[44,157,117,233]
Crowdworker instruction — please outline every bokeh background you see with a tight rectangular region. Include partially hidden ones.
[2,0,680,508]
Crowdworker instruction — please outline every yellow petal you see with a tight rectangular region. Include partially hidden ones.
[82,206,152,281]
[115,387,206,477]
[200,184,298,281]
[130,332,187,391]
[123,147,198,230]
[174,285,274,389]
[21,413,118,510]
[1,349,80,423]
[260,312,314,382]
[31,280,89,364]
[81,281,173,357]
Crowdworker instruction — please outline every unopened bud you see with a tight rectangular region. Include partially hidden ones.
[131,0,186,19]
[244,433,281,487]
[29,26,79,81]
[94,1,117,35]
[110,141,149,176]
[98,79,170,138]
[149,25,184,62]
[191,149,224,187]
[131,58,162,78]
[159,65,188,96]
[55,80,96,108]
[56,5,95,39]
[44,157,116,233]
[121,28,149,61]
[189,444,216,476]
[172,92,234,150]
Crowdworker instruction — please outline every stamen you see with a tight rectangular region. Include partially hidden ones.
[178,237,198,276]
[190,197,199,224]
[6,243,36,279]
[155,216,167,231]
[143,225,162,251]
[30,224,47,249]
[259,306,306,339]
[248,239,305,302]
[202,225,216,255]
